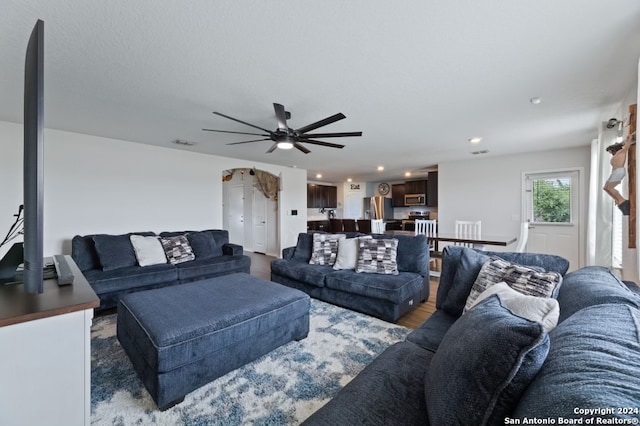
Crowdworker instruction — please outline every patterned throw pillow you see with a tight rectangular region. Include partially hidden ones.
[356,238,399,275]
[160,235,195,265]
[309,233,346,266]
[464,257,562,312]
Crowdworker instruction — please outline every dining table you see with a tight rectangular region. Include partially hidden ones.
[384,230,517,248]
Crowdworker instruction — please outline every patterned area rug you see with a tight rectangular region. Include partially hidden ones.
[91,299,410,425]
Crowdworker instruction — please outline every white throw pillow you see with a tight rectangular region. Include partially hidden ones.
[333,236,372,270]
[468,281,560,332]
[129,235,167,267]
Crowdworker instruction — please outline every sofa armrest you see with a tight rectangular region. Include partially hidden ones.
[282,247,295,260]
[222,243,244,256]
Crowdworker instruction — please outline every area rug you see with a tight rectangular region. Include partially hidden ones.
[91,299,410,425]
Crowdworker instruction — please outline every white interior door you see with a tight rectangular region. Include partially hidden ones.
[227,184,245,246]
[523,170,581,270]
[253,188,267,254]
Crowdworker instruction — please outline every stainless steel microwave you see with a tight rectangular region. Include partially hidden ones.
[405,194,425,206]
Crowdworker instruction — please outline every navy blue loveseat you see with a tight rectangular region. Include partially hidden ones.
[304,246,640,424]
[72,229,250,311]
[271,231,430,322]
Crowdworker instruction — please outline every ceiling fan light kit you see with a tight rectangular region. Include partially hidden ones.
[202,103,362,154]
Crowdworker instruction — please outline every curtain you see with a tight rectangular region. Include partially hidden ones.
[253,168,279,200]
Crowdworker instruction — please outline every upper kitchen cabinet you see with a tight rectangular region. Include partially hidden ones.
[427,172,438,207]
[307,184,338,208]
[392,184,406,207]
[404,180,427,195]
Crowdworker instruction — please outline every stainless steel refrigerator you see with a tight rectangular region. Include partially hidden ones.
[363,196,393,220]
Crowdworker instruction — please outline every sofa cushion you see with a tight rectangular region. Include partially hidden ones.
[556,266,640,323]
[333,236,372,270]
[292,232,316,262]
[309,233,346,266]
[270,259,333,288]
[83,263,178,294]
[186,231,222,259]
[325,269,423,304]
[160,235,195,265]
[405,309,458,352]
[355,238,399,275]
[372,233,429,276]
[93,234,138,271]
[438,246,568,317]
[130,235,167,267]
[513,304,640,421]
[469,282,560,332]
[71,234,101,271]
[464,257,562,312]
[175,255,250,281]
[425,296,550,425]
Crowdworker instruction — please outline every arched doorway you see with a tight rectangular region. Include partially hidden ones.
[222,168,279,256]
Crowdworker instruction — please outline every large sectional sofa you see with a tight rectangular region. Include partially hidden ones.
[303,245,640,424]
[271,231,430,322]
[71,229,250,311]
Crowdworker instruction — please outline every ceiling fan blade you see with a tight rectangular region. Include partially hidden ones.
[296,113,346,134]
[202,128,270,137]
[300,139,345,149]
[300,131,362,138]
[273,103,288,130]
[213,111,273,133]
[294,142,311,154]
[266,143,278,153]
[226,138,271,145]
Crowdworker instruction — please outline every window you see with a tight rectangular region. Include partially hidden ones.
[529,175,572,224]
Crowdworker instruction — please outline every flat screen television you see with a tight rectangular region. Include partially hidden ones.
[22,19,45,294]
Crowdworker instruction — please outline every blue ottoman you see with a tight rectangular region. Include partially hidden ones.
[117,272,310,410]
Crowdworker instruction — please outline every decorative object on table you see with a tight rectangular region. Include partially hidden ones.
[203,103,362,154]
[0,205,24,249]
[90,299,409,425]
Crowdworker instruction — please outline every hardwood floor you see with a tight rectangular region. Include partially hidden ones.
[245,251,437,329]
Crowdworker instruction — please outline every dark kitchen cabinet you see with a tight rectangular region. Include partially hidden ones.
[427,172,438,207]
[307,184,337,208]
[307,220,330,231]
[392,184,406,207]
[405,180,427,195]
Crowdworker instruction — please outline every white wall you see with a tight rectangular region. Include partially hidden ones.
[0,120,307,258]
[438,146,591,256]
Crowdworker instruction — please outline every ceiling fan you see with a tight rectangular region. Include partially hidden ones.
[202,103,362,154]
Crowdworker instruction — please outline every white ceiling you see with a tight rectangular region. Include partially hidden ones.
[2,1,640,182]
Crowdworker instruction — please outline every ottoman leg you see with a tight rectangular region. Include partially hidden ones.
[158,396,185,412]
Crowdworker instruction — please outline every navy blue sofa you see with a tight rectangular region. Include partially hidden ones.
[303,246,640,424]
[271,232,430,322]
[71,229,250,311]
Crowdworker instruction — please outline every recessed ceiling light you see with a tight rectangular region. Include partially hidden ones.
[316,173,322,179]
[469,137,482,144]
[404,172,412,177]
[530,97,542,105]
[377,166,384,171]
[347,178,353,182]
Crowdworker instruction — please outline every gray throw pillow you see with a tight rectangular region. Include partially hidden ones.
[464,257,562,312]
[129,234,167,267]
[355,238,399,275]
[425,296,550,425]
[309,233,346,266]
[160,235,195,265]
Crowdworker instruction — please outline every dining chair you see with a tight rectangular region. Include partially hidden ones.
[329,218,343,233]
[371,219,385,234]
[514,222,530,253]
[342,219,358,232]
[454,220,482,249]
[357,219,372,234]
[415,219,439,275]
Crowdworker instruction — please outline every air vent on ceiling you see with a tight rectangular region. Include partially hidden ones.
[471,150,489,155]
[173,139,196,146]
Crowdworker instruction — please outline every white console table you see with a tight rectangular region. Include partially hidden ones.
[0,256,99,426]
